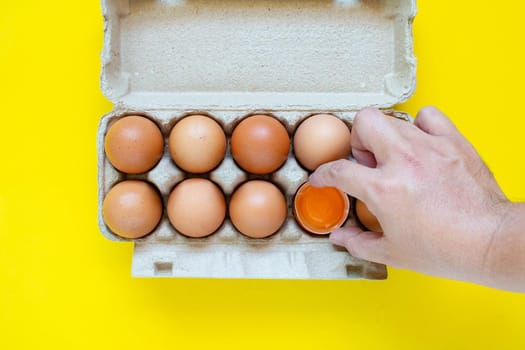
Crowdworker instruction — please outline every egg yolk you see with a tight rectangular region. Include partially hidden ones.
[294,183,349,234]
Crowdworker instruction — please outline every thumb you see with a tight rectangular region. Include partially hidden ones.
[330,227,388,264]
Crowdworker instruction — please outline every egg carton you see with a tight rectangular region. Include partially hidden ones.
[98,0,417,279]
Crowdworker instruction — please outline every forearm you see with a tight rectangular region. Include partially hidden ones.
[482,202,525,293]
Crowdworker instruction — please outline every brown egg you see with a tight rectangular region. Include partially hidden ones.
[229,180,287,238]
[167,178,226,238]
[104,115,164,174]
[355,199,383,233]
[293,114,352,171]
[102,180,163,239]
[169,115,226,173]
[231,115,290,174]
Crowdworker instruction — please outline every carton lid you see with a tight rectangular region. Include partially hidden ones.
[101,0,416,111]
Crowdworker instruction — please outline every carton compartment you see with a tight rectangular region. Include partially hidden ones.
[98,110,410,279]
[102,0,416,110]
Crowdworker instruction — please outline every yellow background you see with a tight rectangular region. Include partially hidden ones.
[1,1,524,349]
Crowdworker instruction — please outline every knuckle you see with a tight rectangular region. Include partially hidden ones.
[327,159,349,181]
[438,138,459,155]
[436,133,467,156]
[400,147,421,169]
[390,134,417,158]
[368,176,403,198]
[435,138,477,171]
[353,108,377,129]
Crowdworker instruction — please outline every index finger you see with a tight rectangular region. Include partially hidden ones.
[309,159,379,202]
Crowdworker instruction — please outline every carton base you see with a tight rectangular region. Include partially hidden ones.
[132,243,387,280]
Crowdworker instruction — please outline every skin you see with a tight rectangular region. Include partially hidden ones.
[310,107,525,293]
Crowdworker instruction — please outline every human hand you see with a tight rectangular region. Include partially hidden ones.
[310,107,525,292]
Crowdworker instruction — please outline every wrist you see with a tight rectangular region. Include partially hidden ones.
[481,202,525,292]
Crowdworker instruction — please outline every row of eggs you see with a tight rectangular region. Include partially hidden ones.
[104,113,352,175]
[103,178,380,240]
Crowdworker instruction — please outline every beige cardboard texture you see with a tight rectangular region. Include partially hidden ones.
[98,0,417,279]
[101,0,416,111]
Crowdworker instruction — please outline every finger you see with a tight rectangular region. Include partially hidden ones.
[329,227,388,264]
[352,148,377,168]
[309,159,378,201]
[415,106,460,137]
[351,108,405,163]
